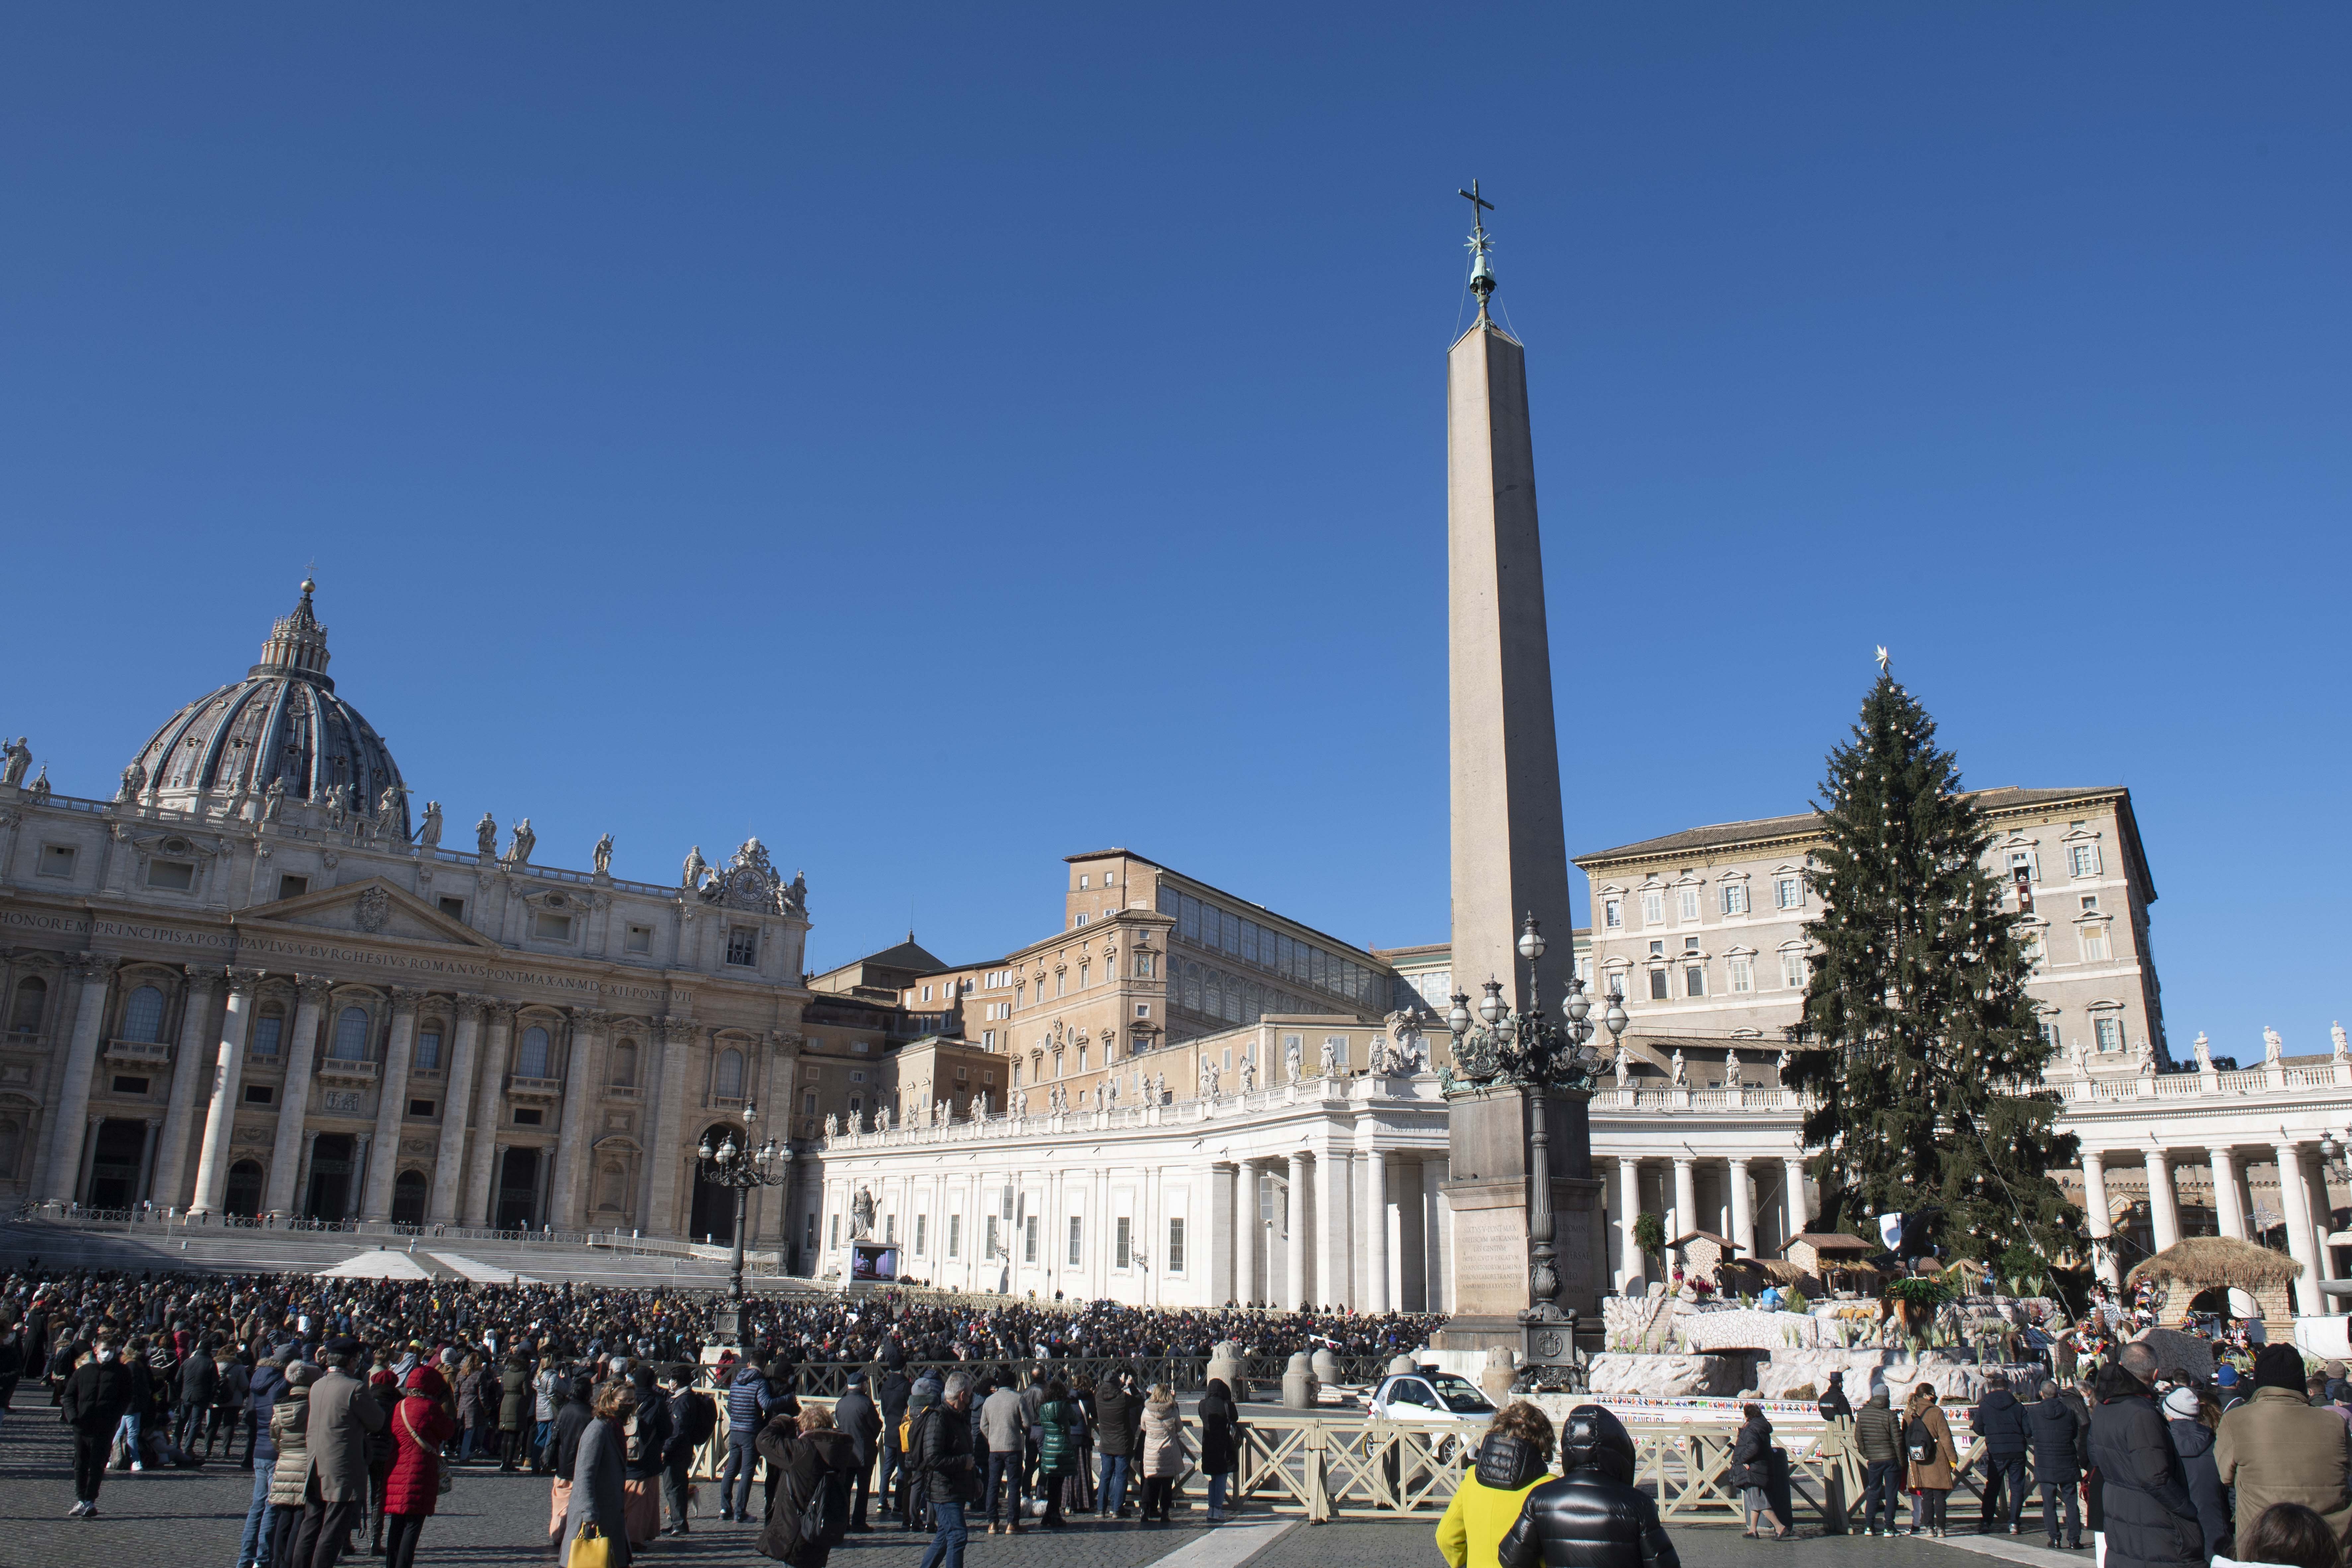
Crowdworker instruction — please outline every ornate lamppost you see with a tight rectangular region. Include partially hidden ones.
[1443,912,1626,1370]
[697,1100,789,1350]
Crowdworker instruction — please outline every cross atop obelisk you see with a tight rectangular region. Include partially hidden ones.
[1459,180,1496,317]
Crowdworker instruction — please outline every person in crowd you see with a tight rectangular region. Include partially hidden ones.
[2215,1365,2246,1416]
[453,1353,485,1465]
[1068,1373,1098,1517]
[292,1337,386,1568]
[1093,1364,1141,1520]
[1819,1370,1853,1421]
[875,1349,911,1525]
[212,1343,253,1463]
[1973,1372,2033,1535]
[658,1364,707,1537]
[902,1367,945,1531]
[1839,1385,1893,1538]
[1196,1376,1241,1523]
[911,1371,978,1568]
[177,1331,219,1456]
[1730,1401,1790,1540]
[721,1354,772,1524]
[1136,1382,1188,1525]
[832,1371,882,1533]
[1497,1402,1680,1568]
[2164,1384,2230,1564]
[0,1307,24,1434]
[62,1335,135,1519]
[270,1362,321,1568]
[532,1354,562,1475]
[2027,1377,2087,1549]
[979,1370,1026,1534]
[621,1363,672,1547]
[758,1361,803,1524]
[1436,1400,1554,1568]
[2090,1342,2204,1568]
[381,1364,454,1568]
[2217,1343,2352,1559]
[1903,1383,1959,1538]
[563,1380,636,1568]
[1031,1377,1080,1529]
[758,1402,856,1568]
[2238,1502,2346,1568]
[237,1346,295,1568]
[547,1370,594,1552]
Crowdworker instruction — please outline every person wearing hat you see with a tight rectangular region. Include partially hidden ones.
[2164,1384,2230,1562]
[291,1337,387,1568]
[2088,1342,2201,1568]
[381,1365,455,1568]
[2215,1343,2352,1560]
[238,1345,299,1568]
[2215,1365,2245,1416]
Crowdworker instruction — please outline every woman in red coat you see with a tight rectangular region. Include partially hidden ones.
[384,1365,456,1568]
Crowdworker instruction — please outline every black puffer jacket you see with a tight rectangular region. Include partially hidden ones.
[1974,1388,2030,1457]
[909,1400,978,1506]
[2028,1393,2085,1480]
[2087,1365,2201,1568]
[1729,1416,1775,1490]
[1499,1405,1681,1568]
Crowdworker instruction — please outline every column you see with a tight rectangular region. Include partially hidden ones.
[350,1132,372,1220]
[547,1008,603,1232]
[73,1114,103,1204]
[1383,1153,1405,1311]
[460,1006,516,1225]
[40,954,119,1201]
[1208,1162,1237,1307]
[427,997,487,1224]
[1727,1156,1755,1259]
[1673,1156,1698,1250]
[264,976,332,1215]
[1422,1160,1447,1313]
[362,988,422,1221]
[152,965,223,1210]
[1316,1145,1350,1309]
[1285,1152,1309,1309]
[1365,1148,1391,1312]
[2301,1151,2342,1307]
[1234,1159,1257,1305]
[645,1021,693,1236]
[293,1128,321,1217]
[2144,1146,2182,1254]
[2211,1149,2247,1239]
[1617,1157,1644,1290]
[189,970,265,1215]
[133,1117,161,1204]
[2081,1151,2122,1290]
[1782,1156,1810,1238]
[2274,1142,2325,1315]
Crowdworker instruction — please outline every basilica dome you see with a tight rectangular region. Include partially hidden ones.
[128,579,410,840]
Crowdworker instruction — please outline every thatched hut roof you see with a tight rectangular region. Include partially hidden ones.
[1752,1259,1809,1284]
[1791,1232,1878,1253]
[2127,1235,2304,1291]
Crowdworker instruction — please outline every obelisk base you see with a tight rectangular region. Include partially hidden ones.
[1432,1084,1604,1351]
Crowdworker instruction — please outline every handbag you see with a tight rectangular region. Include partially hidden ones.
[401,1401,453,1496]
[568,1523,614,1568]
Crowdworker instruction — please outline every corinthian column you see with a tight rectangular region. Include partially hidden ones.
[39,954,120,1201]
[427,996,487,1224]
[152,964,224,1210]
[264,976,333,1216]
[189,969,265,1214]
[362,988,421,1221]
[460,1006,516,1225]
[548,1007,607,1233]
[645,1020,696,1237]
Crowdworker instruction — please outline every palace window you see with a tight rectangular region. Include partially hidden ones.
[1779,951,1807,990]
[1641,891,1663,927]
[409,1099,436,1117]
[802,1090,817,1115]
[1116,1216,1132,1269]
[2009,850,2039,885]
[948,1214,961,1258]
[915,1214,927,1256]
[1727,957,1754,994]
[1603,898,1622,930]
[1068,1217,1083,1266]
[1649,969,1669,1001]
[1677,887,1700,923]
[1135,1003,1150,1017]
[516,1025,552,1079]
[244,1084,273,1104]
[415,1029,443,1071]
[532,911,573,940]
[2094,1016,2123,1053]
[7,976,47,1035]
[727,927,759,966]
[625,924,653,954]
[2070,844,2103,878]
[1775,876,1802,910]
[1168,1217,1185,1273]
[2039,1019,2062,1051]
[1684,965,1706,998]
[1055,971,1067,998]
[2080,924,2111,963]
[250,1006,284,1058]
[1719,882,1748,917]
[982,1030,996,1049]
[1024,1214,1039,1263]
[610,1038,638,1087]
[1079,963,1090,988]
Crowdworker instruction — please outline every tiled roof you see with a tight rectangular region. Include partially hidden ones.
[1575,786,2128,865]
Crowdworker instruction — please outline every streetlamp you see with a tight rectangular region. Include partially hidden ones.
[696,1099,790,1350]
[1441,911,1616,1372]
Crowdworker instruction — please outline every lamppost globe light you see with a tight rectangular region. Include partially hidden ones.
[743,1099,758,1125]
[1565,977,1591,1023]
[697,1137,714,1160]
[1517,912,1546,963]
[1478,977,1505,1026]
[1604,993,1629,1039]
[1448,991,1472,1037]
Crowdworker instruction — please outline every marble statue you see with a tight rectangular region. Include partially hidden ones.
[503,818,535,865]
[1284,1038,1301,1083]
[0,737,29,787]
[1613,1045,1631,1089]
[2193,1032,2214,1072]
[823,1113,839,1137]
[1241,1059,1256,1093]
[1209,1064,1221,1097]
[682,845,707,890]
[2334,1022,2348,1063]
[2264,1025,2285,1066]
[1775,1049,1792,1077]
[27,765,47,802]
[476,811,499,857]
[1319,1036,1339,1076]
[117,761,145,803]
[1723,1049,1743,1089]
[262,776,285,822]
[875,1105,890,1131]
[1670,1048,1687,1086]
[377,783,403,825]
[1093,1082,1105,1109]
[417,800,442,848]
[786,870,807,917]
[324,782,349,827]
[1199,1060,1213,1097]
[936,1098,950,1125]
[593,833,613,873]
[968,1093,984,1120]
[849,1186,875,1239]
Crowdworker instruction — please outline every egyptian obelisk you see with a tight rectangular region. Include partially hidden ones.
[1440,186,1604,1344]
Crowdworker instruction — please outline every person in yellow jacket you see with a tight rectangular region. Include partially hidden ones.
[1438,1402,1557,1568]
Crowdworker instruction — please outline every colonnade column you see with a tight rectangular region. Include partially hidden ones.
[263,976,332,1216]
[1422,1161,1449,1315]
[152,964,223,1210]
[1617,1157,1644,1290]
[2081,1151,2122,1290]
[1672,1156,1698,1250]
[362,988,420,1221]
[292,1128,321,1218]
[1782,1156,1810,1239]
[189,970,264,1215]
[1364,1148,1391,1312]
[73,1114,102,1203]
[1234,1159,1258,1306]
[1285,1152,1308,1309]
[2298,1150,2342,1309]
[39,954,119,1201]
[2144,1145,2182,1254]
[2274,1143,2325,1315]
[2210,1149,2247,1240]
[1727,1156,1755,1259]
[548,1007,606,1233]
[427,997,486,1225]
[460,1006,516,1225]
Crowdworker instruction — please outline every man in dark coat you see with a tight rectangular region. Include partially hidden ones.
[659,1365,704,1537]
[833,1374,883,1532]
[177,1336,220,1456]
[1092,1367,1141,1519]
[1854,1388,1903,1536]
[2026,1378,2086,1548]
[1972,1373,2033,1534]
[2087,1343,2202,1568]
[63,1339,136,1518]
[1499,1403,1680,1568]
[875,1359,911,1524]
[910,1373,978,1568]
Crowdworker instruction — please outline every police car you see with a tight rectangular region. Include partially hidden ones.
[1366,1368,1496,1424]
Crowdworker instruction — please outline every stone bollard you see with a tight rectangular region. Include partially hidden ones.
[1480,1346,1517,1407]
[1387,1354,1419,1378]
[1282,1350,1320,1409]
[1207,1339,1248,1402]
[1311,1346,1341,1386]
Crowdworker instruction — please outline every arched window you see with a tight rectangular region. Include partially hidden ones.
[516,1025,552,1080]
[121,985,166,1043]
[7,976,46,1035]
[414,1027,443,1072]
[610,1039,638,1088]
[250,1004,285,1058]
[714,1048,744,1099]
[331,1006,371,1061]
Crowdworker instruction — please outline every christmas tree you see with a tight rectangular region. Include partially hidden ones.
[1783,662,2079,1266]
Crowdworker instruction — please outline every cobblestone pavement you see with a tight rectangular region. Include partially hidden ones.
[1249,1515,2089,1568]
[0,1412,1225,1568]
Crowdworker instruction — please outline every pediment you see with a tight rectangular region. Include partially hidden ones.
[238,876,503,951]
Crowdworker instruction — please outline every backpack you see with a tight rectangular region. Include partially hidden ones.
[1905,1416,1935,1464]
[797,1451,851,1555]
[682,1391,719,1446]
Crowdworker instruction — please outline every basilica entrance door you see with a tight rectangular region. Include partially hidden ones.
[306,1133,355,1221]
[495,1146,541,1231]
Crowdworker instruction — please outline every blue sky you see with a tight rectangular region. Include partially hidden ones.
[3,6,2344,1055]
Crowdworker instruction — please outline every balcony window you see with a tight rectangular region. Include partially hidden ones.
[331,1006,371,1061]
[515,1025,552,1079]
[121,986,165,1044]
[147,859,195,891]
